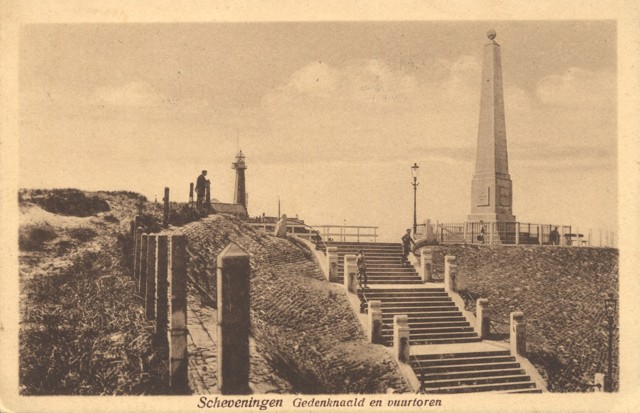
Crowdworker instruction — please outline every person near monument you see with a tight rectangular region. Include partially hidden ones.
[195,170,209,209]
[274,214,288,238]
[356,250,368,289]
[401,229,415,266]
[477,221,486,243]
[312,230,323,250]
[550,227,560,245]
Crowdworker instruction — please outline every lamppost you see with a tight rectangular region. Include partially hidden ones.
[604,292,617,392]
[411,163,420,235]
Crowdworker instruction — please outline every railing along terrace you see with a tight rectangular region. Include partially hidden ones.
[313,225,379,243]
[246,221,317,239]
[433,221,616,247]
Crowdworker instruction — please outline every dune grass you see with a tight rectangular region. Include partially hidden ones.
[20,235,169,395]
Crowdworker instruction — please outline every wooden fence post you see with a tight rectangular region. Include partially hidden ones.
[145,234,158,320]
[163,187,170,228]
[134,227,143,280]
[168,232,188,393]
[155,234,169,339]
[139,234,148,294]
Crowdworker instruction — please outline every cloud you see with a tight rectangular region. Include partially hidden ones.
[262,58,418,110]
[95,81,167,107]
[535,68,615,108]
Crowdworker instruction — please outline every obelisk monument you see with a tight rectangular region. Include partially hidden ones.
[232,150,248,213]
[468,30,516,223]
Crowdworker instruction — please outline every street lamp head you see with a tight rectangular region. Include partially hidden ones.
[604,292,617,318]
[411,162,420,179]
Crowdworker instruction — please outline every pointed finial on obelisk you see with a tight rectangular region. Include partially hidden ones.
[487,29,497,43]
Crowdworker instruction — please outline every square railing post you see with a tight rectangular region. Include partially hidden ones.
[510,311,527,356]
[393,315,410,363]
[368,300,383,344]
[343,254,357,293]
[420,248,433,282]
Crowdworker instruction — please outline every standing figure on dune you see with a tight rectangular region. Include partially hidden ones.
[195,170,209,210]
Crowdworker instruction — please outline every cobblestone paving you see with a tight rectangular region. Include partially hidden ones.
[187,294,294,394]
[181,215,410,394]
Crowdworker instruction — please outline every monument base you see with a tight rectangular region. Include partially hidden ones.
[467,213,516,223]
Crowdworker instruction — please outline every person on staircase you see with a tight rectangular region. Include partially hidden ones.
[356,250,368,289]
[401,229,415,267]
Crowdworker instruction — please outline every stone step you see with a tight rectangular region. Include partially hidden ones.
[365,280,424,285]
[380,306,461,313]
[505,388,543,394]
[381,326,474,334]
[403,321,472,329]
[422,381,537,394]
[337,262,409,268]
[380,301,455,308]
[337,251,404,257]
[418,368,526,382]
[422,374,532,390]
[365,287,445,293]
[416,355,516,367]
[368,296,451,302]
[363,292,450,299]
[335,249,404,255]
[382,317,469,326]
[383,336,482,346]
[382,314,465,323]
[337,258,408,263]
[362,268,419,273]
[381,331,478,340]
[414,361,522,374]
[364,279,423,284]
[412,350,511,360]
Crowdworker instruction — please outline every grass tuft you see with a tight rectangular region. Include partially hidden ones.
[19,223,58,251]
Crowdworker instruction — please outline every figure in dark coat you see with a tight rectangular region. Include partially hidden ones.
[356,250,368,289]
[550,227,560,245]
[195,170,209,209]
[401,229,415,266]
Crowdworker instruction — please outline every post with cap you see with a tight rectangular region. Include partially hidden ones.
[216,243,251,395]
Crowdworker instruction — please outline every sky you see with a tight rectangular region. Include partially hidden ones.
[19,21,617,241]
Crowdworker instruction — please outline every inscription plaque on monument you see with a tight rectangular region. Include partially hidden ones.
[477,187,490,207]
[499,186,512,207]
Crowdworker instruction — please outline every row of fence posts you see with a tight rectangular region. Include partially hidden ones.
[130,215,251,394]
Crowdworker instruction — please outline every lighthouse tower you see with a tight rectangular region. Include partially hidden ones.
[232,150,248,214]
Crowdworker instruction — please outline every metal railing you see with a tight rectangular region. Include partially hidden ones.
[433,220,617,247]
[312,224,378,243]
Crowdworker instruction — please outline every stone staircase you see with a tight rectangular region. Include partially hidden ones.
[327,241,422,284]
[327,241,542,394]
[411,349,541,393]
[367,287,480,346]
